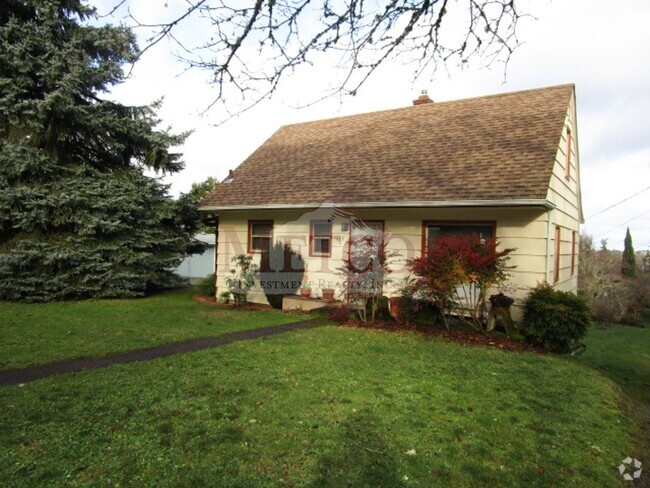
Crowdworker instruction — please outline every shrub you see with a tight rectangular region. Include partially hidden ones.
[523,283,592,353]
[225,255,258,307]
[589,280,632,323]
[260,241,305,309]
[327,306,352,324]
[394,279,418,325]
[365,295,391,322]
[413,301,440,327]
[622,271,650,327]
[196,273,216,297]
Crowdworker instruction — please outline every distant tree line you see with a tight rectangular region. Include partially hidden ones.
[579,228,649,324]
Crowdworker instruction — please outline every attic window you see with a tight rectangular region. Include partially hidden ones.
[565,128,572,180]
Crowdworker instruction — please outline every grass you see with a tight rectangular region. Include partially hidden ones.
[0,311,641,487]
[579,325,650,405]
[577,324,650,475]
[0,288,303,371]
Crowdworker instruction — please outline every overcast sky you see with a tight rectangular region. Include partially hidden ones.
[97,0,650,251]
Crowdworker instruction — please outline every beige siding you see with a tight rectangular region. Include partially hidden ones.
[211,91,582,318]
[214,206,554,319]
[546,90,582,292]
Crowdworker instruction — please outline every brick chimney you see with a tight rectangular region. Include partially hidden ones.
[412,89,433,106]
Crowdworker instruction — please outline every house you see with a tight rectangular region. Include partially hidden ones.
[174,233,215,283]
[199,84,582,318]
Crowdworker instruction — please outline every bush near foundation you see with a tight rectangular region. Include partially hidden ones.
[523,283,592,353]
[196,273,216,297]
[260,241,305,309]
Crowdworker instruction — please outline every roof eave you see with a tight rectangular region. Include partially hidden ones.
[199,199,556,212]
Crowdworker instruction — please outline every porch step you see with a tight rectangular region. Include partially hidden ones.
[282,295,335,311]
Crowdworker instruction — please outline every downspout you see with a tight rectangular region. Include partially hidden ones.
[213,215,220,298]
[545,208,552,283]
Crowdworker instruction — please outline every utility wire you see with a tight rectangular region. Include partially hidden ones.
[597,209,650,238]
[587,186,650,220]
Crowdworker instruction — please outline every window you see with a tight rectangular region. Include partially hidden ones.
[566,128,572,179]
[423,221,495,253]
[351,220,384,240]
[310,220,332,257]
[248,220,273,253]
[344,220,385,268]
[554,225,561,282]
[348,220,385,258]
[571,231,577,276]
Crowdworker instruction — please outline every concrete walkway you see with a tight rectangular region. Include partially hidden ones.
[0,317,328,387]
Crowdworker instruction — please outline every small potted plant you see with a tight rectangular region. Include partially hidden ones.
[321,287,335,301]
[300,281,312,298]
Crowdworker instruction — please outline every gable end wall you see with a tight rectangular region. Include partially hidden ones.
[545,90,581,293]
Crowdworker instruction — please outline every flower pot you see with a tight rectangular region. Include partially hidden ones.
[322,288,335,301]
[300,288,312,298]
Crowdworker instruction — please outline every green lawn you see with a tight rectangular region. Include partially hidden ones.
[579,325,650,405]
[0,294,643,487]
[0,288,303,371]
[577,324,650,471]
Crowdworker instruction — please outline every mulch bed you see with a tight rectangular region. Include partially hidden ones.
[340,320,542,353]
[192,295,313,315]
[192,294,272,311]
[193,295,539,353]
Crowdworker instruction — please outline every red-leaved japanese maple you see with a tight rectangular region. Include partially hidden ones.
[407,234,515,330]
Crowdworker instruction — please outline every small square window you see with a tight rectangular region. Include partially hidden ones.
[310,220,332,257]
[248,221,273,253]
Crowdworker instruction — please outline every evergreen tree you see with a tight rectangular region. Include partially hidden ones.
[176,177,219,235]
[0,0,200,301]
[621,227,637,278]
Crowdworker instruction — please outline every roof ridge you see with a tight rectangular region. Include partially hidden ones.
[278,83,574,129]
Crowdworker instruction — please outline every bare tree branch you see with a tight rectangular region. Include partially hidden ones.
[113,0,524,120]
[97,0,128,19]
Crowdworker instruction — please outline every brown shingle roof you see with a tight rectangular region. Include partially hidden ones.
[200,84,574,209]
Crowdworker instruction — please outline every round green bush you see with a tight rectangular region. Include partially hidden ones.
[523,283,592,353]
[196,273,216,297]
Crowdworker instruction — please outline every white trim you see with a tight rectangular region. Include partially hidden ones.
[545,208,552,282]
[199,199,556,212]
